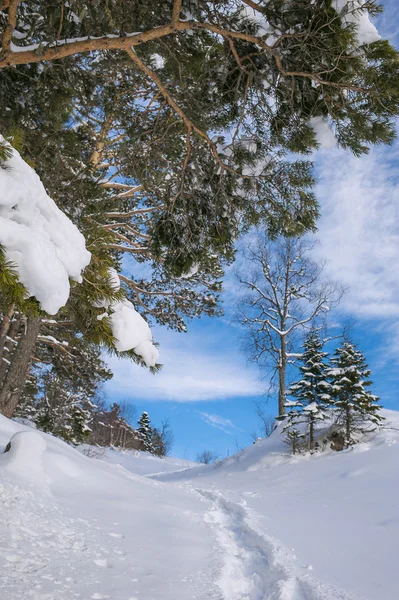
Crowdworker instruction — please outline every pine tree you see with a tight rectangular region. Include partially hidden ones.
[327,342,384,446]
[284,331,331,451]
[16,333,112,445]
[137,412,154,453]
[1,0,399,421]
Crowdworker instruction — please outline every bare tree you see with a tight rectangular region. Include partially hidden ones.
[237,233,342,418]
[159,419,174,457]
[196,449,217,465]
[118,401,138,428]
[250,400,276,442]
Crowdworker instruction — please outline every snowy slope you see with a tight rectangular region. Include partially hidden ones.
[0,417,219,600]
[155,409,399,600]
[93,446,196,477]
[1,412,398,600]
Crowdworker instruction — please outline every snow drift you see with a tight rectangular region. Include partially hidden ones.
[1,411,398,600]
[0,136,91,314]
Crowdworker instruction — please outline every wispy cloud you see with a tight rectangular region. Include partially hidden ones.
[199,412,241,434]
[312,144,399,320]
[105,327,262,402]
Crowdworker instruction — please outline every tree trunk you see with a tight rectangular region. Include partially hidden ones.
[346,405,351,445]
[278,338,287,417]
[0,312,22,384]
[309,416,314,450]
[0,316,41,418]
[0,304,15,367]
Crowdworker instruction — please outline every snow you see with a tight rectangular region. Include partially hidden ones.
[93,269,159,366]
[310,117,336,150]
[180,262,199,279]
[0,410,398,600]
[151,54,165,69]
[1,430,48,489]
[109,300,159,366]
[155,410,399,600]
[0,137,91,314]
[334,1,381,46]
[91,446,196,477]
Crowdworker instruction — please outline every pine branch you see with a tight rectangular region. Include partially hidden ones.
[0,0,20,58]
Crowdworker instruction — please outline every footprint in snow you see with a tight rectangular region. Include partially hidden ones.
[108,532,124,538]
[93,558,112,568]
[91,594,111,599]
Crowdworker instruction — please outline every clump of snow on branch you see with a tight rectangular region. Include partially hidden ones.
[0,136,91,314]
[97,268,159,367]
[109,301,159,366]
[334,0,381,46]
[180,263,199,279]
[309,117,336,150]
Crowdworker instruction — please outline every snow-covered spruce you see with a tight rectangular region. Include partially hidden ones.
[0,136,91,315]
[137,411,154,453]
[327,341,383,446]
[283,331,331,452]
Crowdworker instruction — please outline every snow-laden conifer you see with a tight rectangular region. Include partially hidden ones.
[137,412,154,453]
[283,331,331,451]
[327,341,383,446]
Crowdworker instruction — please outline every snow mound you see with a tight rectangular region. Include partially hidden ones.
[0,415,219,600]
[0,136,91,314]
[0,430,48,489]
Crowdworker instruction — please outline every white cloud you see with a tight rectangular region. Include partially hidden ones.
[312,143,399,319]
[199,412,241,434]
[105,329,262,402]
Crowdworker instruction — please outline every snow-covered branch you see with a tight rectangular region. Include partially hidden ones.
[0,136,91,314]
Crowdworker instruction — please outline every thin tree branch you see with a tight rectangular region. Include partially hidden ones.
[1,0,20,57]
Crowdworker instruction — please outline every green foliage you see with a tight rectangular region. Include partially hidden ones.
[328,341,384,445]
[0,140,12,164]
[1,0,399,409]
[284,331,331,450]
[137,411,154,453]
[0,249,41,316]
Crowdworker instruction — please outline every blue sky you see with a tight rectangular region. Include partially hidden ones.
[105,1,399,461]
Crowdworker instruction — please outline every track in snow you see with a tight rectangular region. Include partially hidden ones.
[196,489,365,600]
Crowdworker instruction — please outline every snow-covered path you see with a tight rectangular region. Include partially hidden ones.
[1,413,398,600]
[192,487,362,600]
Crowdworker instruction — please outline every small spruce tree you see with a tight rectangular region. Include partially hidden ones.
[284,428,305,456]
[327,342,383,446]
[137,412,154,453]
[284,331,331,451]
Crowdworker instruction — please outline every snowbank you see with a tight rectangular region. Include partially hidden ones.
[0,415,217,600]
[157,410,399,600]
[1,411,399,599]
[0,137,91,314]
[0,430,48,490]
